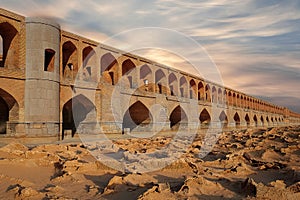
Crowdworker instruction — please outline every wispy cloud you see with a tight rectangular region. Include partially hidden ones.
[1,0,299,111]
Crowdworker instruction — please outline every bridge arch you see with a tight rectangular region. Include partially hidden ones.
[82,46,96,81]
[212,86,217,103]
[205,84,211,102]
[253,115,258,127]
[198,81,204,101]
[168,73,178,96]
[123,101,152,132]
[155,69,167,94]
[199,108,211,127]
[234,112,240,127]
[139,64,152,91]
[100,52,118,85]
[260,116,264,126]
[62,94,96,139]
[122,59,136,88]
[189,79,197,99]
[219,111,228,127]
[0,88,19,134]
[169,105,187,130]
[179,76,188,98]
[245,114,250,127]
[62,41,78,78]
[218,88,223,104]
[0,22,19,68]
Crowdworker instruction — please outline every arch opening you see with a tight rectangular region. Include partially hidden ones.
[199,109,211,127]
[198,82,204,101]
[122,59,136,88]
[260,116,264,126]
[205,84,211,102]
[101,53,118,85]
[82,46,96,81]
[169,106,187,130]
[168,73,178,96]
[234,112,240,127]
[245,114,250,127]
[189,79,197,99]
[123,101,152,132]
[62,41,78,79]
[0,88,19,134]
[219,111,228,127]
[253,115,258,127]
[140,64,152,91]
[44,49,55,72]
[0,97,9,134]
[179,76,188,98]
[155,69,166,94]
[0,22,18,68]
[62,95,95,139]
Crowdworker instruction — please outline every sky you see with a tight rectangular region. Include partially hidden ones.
[1,0,300,112]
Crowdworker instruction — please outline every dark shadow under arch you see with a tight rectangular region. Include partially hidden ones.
[62,95,95,139]
[0,88,19,134]
[234,112,240,127]
[123,101,152,132]
[199,108,211,126]
[169,105,187,130]
[219,111,228,127]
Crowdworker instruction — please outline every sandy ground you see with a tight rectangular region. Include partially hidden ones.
[0,126,300,199]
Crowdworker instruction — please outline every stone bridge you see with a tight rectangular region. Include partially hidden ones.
[0,8,299,142]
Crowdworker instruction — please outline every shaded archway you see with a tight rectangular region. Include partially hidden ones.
[140,64,152,91]
[168,73,178,96]
[205,84,211,102]
[0,22,19,68]
[82,46,96,81]
[123,101,152,131]
[62,95,95,139]
[234,112,240,127]
[100,53,118,85]
[199,109,211,127]
[0,97,8,134]
[180,76,188,98]
[189,79,197,99]
[260,116,264,126]
[62,41,78,78]
[122,59,136,88]
[219,111,228,127]
[198,81,204,101]
[245,114,250,127]
[211,86,217,103]
[253,115,258,127]
[155,69,167,94]
[218,88,223,104]
[169,106,187,130]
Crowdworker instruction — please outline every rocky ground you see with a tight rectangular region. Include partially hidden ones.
[0,126,300,199]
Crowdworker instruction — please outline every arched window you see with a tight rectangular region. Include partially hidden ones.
[198,82,204,101]
[189,79,196,99]
[44,49,55,72]
[100,53,118,85]
[0,22,19,68]
[62,41,77,79]
[168,73,178,96]
[200,109,211,127]
[155,69,166,94]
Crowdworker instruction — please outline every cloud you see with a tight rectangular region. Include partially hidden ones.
[1,0,299,111]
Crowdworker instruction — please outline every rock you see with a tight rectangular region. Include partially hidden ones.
[288,182,300,193]
[241,178,257,197]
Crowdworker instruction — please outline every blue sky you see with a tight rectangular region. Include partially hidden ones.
[2,0,300,112]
